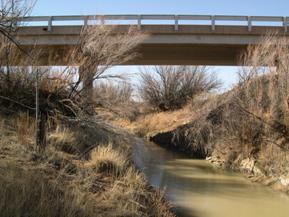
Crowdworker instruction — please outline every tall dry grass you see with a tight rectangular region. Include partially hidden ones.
[85,144,128,175]
[0,163,97,217]
[0,116,175,217]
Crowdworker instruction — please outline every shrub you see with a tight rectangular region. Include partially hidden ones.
[0,68,81,117]
[94,81,140,120]
[139,66,221,111]
[94,82,133,107]
[86,144,128,175]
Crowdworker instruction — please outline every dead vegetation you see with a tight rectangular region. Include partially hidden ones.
[0,112,175,217]
[139,66,220,111]
[72,24,146,114]
[94,81,140,121]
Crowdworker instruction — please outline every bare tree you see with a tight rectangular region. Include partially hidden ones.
[139,65,221,111]
[0,0,35,45]
[70,24,146,114]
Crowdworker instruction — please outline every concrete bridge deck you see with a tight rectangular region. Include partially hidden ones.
[14,15,289,66]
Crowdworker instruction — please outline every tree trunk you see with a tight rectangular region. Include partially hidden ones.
[79,64,95,115]
[36,111,47,151]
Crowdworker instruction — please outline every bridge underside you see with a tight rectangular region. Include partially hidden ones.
[135,44,246,65]
[15,25,288,66]
[20,44,247,66]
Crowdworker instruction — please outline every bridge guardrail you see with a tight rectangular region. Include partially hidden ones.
[18,14,289,32]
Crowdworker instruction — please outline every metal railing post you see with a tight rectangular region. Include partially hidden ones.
[100,16,105,25]
[48,16,52,31]
[138,15,142,30]
[284,17,288,33]
[247,16,252,32]
[84,16,89,26]
[174,15,179,31]
[211,15,215,31]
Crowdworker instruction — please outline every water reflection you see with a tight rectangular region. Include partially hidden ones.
[133,140,289,217]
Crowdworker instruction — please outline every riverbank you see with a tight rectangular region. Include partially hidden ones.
[0,112,175,217]
[98,89,289,195]
[122,92,289,195]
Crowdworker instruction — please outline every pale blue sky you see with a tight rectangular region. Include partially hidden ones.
[31,0,289,89]
[33,0,289,16]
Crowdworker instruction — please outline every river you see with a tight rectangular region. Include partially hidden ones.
[133,139,289,217]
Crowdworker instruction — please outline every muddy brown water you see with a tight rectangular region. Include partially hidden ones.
[133,140,289,217]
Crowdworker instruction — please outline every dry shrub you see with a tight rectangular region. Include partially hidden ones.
[94,82,133,106]
[235,34,289,149]
[86,144,128,175]
[94,81,140,120]
[0,67,81,117]
[139,66,221,111]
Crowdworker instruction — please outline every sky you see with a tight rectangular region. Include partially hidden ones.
[31,0,289,89]
[32,0,289,16]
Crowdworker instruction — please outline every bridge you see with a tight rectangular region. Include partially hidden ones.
[15,14,289,66]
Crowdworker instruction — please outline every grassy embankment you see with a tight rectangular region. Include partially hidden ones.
[0,111,175,217]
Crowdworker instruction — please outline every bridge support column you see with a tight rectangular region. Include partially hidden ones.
[79,64,95,115]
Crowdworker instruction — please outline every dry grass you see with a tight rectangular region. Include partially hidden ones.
[85,144,128,175]
[15,112,35,146]
[102,108,189,138]
[48,127,79,154]
[134,104,194,137]
[131,94,219,138]
[0,163,97,217]
[0,112,175,217]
